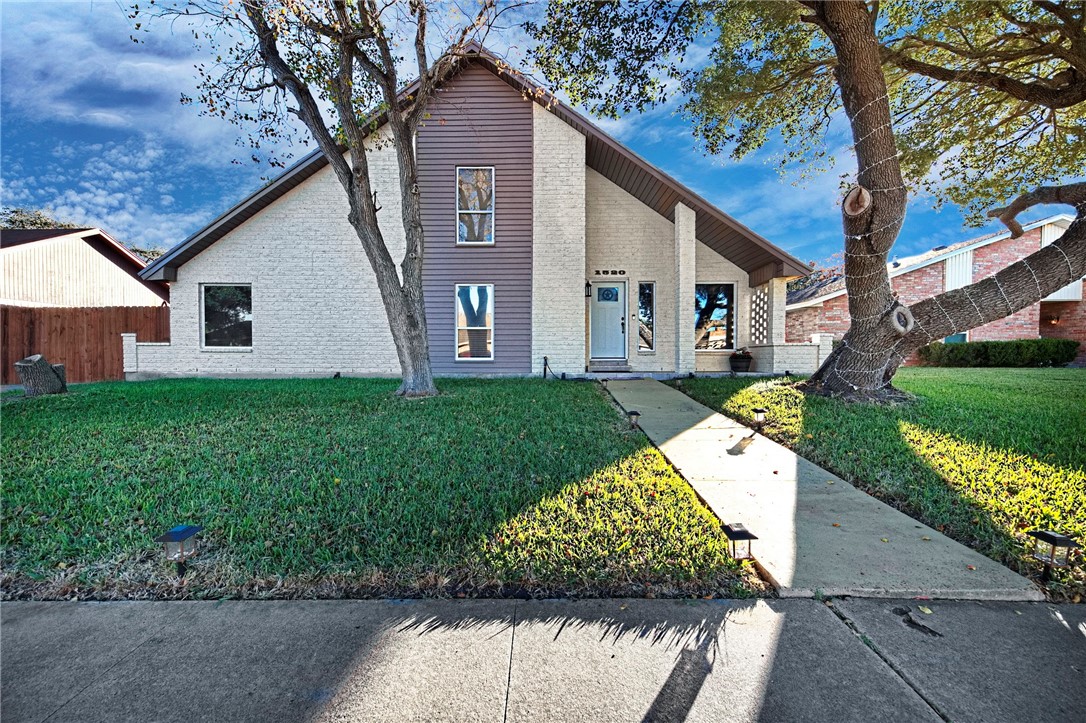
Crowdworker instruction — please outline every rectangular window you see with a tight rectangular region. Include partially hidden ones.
[944,332,967,344]
[455,284,493,360]
[638,282,655,352]
[202,284,252,348]
[456,167,494,245]
[694,283,736,351]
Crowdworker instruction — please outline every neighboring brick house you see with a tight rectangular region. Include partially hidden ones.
[785,215,1085,365]
[126,46,828,380]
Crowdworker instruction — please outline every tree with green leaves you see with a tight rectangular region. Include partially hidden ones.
[134,0,518,397]
[531,0,1085,400]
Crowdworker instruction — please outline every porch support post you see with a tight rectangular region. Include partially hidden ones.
[674,202,696,374]
[768,277,787,345]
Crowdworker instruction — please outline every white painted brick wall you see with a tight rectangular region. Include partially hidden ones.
[586,170,677,372]
[531,103,586,375]
[133,133,405,377]
[746,333,832,375]
[587,170,753,373]
[675,203,697,375]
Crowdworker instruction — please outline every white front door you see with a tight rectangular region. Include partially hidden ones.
[590,281,627,359]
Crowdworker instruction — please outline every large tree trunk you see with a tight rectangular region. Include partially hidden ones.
[14,355,67,396]
[799,1,1086,401]
[243,3,439,399]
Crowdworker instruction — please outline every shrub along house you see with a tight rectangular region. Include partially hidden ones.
[127,47,823,380]
[786,214,1086,365]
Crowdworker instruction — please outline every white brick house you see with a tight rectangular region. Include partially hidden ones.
[129,47,822,380]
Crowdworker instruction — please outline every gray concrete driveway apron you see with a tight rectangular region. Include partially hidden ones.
[606,379,1043,600]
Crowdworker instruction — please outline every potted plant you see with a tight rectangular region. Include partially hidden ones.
[730,347,753,373]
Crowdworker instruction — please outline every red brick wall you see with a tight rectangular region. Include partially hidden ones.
[1039,281,1086,365]
[783,229,1066,364]
[893,262,945,306]
[785,306,821,343]
[968,230,1043,342]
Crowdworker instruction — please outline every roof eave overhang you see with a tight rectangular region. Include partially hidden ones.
[143,47,808,284]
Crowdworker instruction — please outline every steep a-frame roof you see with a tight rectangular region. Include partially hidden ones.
[141,44,808,284]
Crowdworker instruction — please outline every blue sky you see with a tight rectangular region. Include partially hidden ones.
[0,0,1053,262]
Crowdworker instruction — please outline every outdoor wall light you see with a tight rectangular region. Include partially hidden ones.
[154,524,203,578]
[1026,529,1080,579]
[723,522,758,561]
[627,410,641,429]
[585,280,592,298]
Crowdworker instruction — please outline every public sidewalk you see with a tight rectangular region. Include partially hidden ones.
[606,379,1043,600]
[3,598,1083,722]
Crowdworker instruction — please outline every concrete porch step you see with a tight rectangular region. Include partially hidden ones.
[588,361,632,373]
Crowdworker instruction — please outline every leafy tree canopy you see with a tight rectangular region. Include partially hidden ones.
[529,0,1086,220]
[0,207,81,230]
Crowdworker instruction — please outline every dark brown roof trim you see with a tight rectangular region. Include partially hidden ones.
[142,45,808,282]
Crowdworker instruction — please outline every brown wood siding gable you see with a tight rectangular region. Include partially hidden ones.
[418,64,533,374]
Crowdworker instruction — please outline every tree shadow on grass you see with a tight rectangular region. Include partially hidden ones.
[0,376,751,601]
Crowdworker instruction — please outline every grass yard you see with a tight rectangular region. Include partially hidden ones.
[673,368,1086,600]
[1,378,757,600]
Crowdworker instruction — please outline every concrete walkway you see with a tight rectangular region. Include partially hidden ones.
[3,599,1083,722]
[607,379,1042,600]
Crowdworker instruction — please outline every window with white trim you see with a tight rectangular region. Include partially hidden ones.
[638,282,655,352]
[456,167,494,245]
[455,284,493,360]
[694,283,736,351]
[202,284,252,348]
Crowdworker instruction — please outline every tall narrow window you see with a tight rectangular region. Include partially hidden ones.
[455,284,494,360]
[202,284,252,348]
[456,167,494,245]
[638,282,655,352]
[694,283,736,351]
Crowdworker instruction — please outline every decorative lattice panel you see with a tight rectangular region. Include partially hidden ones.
[751,286,770,345]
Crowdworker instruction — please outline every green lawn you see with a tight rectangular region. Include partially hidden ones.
[1,378,755,600]
[673,368,1086,600]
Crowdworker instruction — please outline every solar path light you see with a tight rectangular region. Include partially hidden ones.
[154,524,203,578]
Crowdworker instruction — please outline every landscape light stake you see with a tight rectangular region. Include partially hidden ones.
[723,523,758,561]
[627,410,641,429]
[154,525,203,580]
[752,408,768,433]
[1026,530,1080,581]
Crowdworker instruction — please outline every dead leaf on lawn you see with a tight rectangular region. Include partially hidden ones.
[832,523,841,527]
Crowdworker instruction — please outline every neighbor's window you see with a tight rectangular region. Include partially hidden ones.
[694,283,736,351]
[456,167,494,245]
[638,282,655,352]
[455,284,493,360]
[202,284,252,348]
[944,332,967,344]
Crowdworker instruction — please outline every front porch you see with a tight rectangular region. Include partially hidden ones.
[581,188,828,377]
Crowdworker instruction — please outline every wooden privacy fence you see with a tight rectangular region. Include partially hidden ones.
[1,305,169,384]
